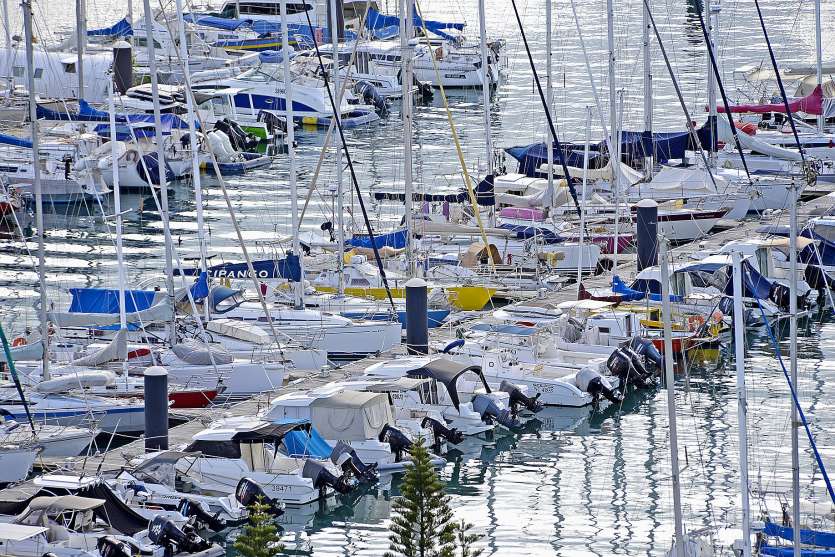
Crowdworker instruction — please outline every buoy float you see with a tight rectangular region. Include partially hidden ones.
[11,337,26,347]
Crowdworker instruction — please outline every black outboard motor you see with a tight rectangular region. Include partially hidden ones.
[301,460,355,495]
[235,477,285,516]
[354,80,388,114]
[147,516,213,555]
[96,537,132,557]
[499,380,544,415]
[214,118,259,152]
[576,367,623,404]
[421,416,464,453]
[379,423,414,462]
[177,498,226,532]
[606,348,654,389]
[472,394,523,430]
[628,336,664,372]
[331,441,378,482]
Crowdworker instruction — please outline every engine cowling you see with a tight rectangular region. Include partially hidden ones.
[96,537,132,557]
[301,460,355,495]
[235,477,285,516]
[177,498,226,531]
[499,380,544,415]
[379,424,414,462]
[472,394,523,430]
[331,441,378,482]
[147,515,212,554]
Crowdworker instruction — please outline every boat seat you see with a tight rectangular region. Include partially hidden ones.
[46,521,70,542]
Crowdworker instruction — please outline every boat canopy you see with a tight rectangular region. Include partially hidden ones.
[372,175,495,206]
[283,427,333,459]
[93,113,191,140]
[365,7,464,41]
[22,495,104,513]
[308,391,394,442]
[68,288,157,314]
[469,323,538,337]
[0,132,33,149]
[460,243,501,268]
[406,358,490,411]
[347,228,408,249]
[761,521,835,549]
[185,419,310,459]
[37,99,113,122]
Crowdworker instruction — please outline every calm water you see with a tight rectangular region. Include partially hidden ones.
[3,0,835,554]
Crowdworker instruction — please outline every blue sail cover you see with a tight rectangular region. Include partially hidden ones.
[68,288,157,314]
[94,113,191,140]
[506,118,719,177]
[37,99,115,122]
[0,132,32,149]
[183,13,355,43]
[365,7,465,41]
[763,521,835,548]
[177,256,302,282]
[182,13,251,31]
[87,17,133,37]
[282,427,333,459]
[499,223,563,244]
[347,228,408,249]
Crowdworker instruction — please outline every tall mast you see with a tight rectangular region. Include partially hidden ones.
[731,250,752,557]
[705,0,718,166]
[577,107,591,291]
[330,0,345,295]
[174,0,209,320]
[142,0,176,342]
[790,177,801,556]
[284,0,304,308]
[642,0,653,175]
[660,240,685,556]
[22,0,49,380]
[75,0,85,100]
[400,0,414,274]
[815,0,823,133]
[2,0,9,93]
[479,0,492,177]
[107,78,128,379]
[545,0,554,208]
[607,0,620,267]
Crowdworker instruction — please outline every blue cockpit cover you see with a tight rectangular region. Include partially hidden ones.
[500,223,563,243]
[87,17,133,37]
[37,99,115,122]
[283,427,333,459]
[763,521,835,548]
[347,229,408,249]
[68,288,157,314]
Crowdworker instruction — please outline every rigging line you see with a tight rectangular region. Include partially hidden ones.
[751,0,806,165]
[412,0,494,271]
[0,323,35,433]
[754,297,835,507]
[508,0,582,218]
[641,0,719,191]
[296,0,374,232]
[302,7,396,312]
[694,7,753,184]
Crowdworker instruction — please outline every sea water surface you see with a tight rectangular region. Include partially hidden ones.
[2,0,835,554]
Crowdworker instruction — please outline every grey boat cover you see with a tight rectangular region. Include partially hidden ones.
[309,391,393,442]
[172,339,234,366]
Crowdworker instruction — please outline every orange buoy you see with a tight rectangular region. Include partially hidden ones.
[11,337,26,347]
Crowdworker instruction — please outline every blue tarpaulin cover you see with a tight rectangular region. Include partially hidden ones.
[283,427,333,459]
[37,99,115,122]
[0,132,32,148]
[347,229,408,249]
[93,113,191,140]
[87,17,133,37]
[365,7,464,41]
[68,288,157,314]
[763,521,835,548]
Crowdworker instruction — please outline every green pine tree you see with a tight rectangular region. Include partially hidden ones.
[454,520,483,557]
[234,496,284,557]
[385,438,456,557]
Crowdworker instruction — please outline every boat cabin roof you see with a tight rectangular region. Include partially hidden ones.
[0,523,48,541]
[192,417,308,442]
[470,323,538,337]
[26,495,104,513]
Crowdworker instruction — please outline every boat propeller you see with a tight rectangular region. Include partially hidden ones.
[331,440,379,483]
[499,380,544,415]
[421,416,465,453]
[472,394,523,430]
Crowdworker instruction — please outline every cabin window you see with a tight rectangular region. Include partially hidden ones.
[33,68,43,79]
[237,2,312,15]
[814,224,835,243]
[134,37,162,49]
[12,66,23,77]
[673,273,687,296]
[350,278,371,287]
[63,62,76,74]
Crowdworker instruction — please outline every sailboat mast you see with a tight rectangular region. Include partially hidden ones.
[642,0,652,175]
[705,0,718,166]
[141,0,176,342]
[607,0,620,268]
[577,107,591,290]
[174,0,209,321]
[659,241,685,556]
[75,0,85,100]
[815,0,823,133]
[545,0,554,208]
[790,177,801,556]
[731,251,752,557]
[282,0,303,308]
[400,0,414,273]
[330,0,345,296]
[107,78,128,379]
[22,0,49,380]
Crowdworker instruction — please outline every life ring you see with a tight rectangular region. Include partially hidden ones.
[687,314,706,332]
[11,337,26,347]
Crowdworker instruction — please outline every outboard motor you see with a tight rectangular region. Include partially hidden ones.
[499,380,544,415]
[421,416,464,453]
[576,367,623,404]
[331,441,378,482]
[472,394,523,430]
[628,336,664,372]
[379,423,414,462]
[301,460,355,495]
[215,118,259,152]
[177,498,226,532]
[354,80,387,114]
[235,477,284,516]
[147,516,212,555]
[258,110,287,134]
[96,537,132,557]
[415,77,433,100]
[606,348,654,389]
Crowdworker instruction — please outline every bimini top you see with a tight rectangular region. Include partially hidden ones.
[24,495,104,513]
[406,358,490,411]
[185,418,310,459]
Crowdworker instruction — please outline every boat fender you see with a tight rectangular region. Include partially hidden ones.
[379,423,414,462]
[235,477,284,516]
[441,338,465,353]
[421,416,464,453]
[177,498,227,532]
[331,440,378,482]
[301,459,355,495]
[11,336,26,347]
[499,380,543,415]
[472,394,523,430]
[96,536,132,557]
[147,515,212,554]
